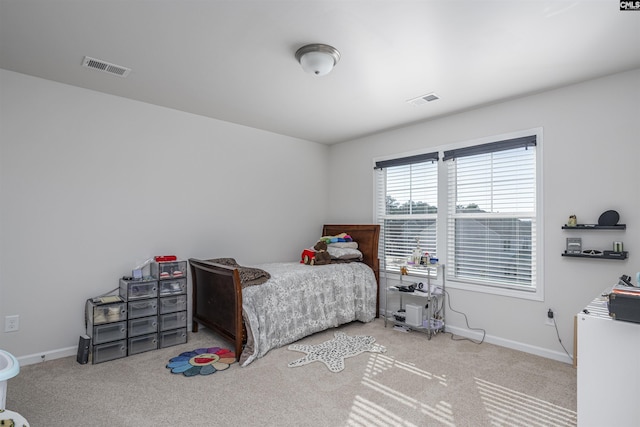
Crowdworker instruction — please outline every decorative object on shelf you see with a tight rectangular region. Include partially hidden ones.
[566,238,582,254]
[613,241,624,253]
[583,249,602,256]
[598,210,620,226]
[166,347,236,376]
[410,238,422,265]
[287,331,386,373]
[568,215,577,227]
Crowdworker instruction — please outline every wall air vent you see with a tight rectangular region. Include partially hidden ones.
[407,92,440,106]
[82,56,131,77]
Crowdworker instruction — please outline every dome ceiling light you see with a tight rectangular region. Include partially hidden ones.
[295,44,340,76]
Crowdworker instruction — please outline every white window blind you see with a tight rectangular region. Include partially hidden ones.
[375,155,438,274]
[445,138,536,290]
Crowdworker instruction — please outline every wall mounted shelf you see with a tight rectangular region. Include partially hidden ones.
[562,222,628,260]
[562,224,626,230]
[562,251,628,260]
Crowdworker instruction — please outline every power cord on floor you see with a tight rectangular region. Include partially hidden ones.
[443,289,486,344]
[551,316,573,361]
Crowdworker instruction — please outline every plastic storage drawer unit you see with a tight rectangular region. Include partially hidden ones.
[92,321,127,345]
[159,278,187,296]
[159,312,187,332]
[119,278,158,301]
[152,261,187,280]
[160,295,187,314]
[92,340,127,364]
[128,299,158,319]
[87,301,126,325]
[128,333,158,355]
[128,316,158,337]
[159,328,187,348]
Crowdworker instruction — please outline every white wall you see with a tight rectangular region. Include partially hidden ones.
[327,69,640,362]
[0,69,329,360]
[2,68,638,365]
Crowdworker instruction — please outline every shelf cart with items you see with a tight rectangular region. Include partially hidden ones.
[384,263,445,339]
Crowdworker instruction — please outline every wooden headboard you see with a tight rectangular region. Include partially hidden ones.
[322,224,380,316]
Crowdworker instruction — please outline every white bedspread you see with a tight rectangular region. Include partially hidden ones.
[239,261,377,366]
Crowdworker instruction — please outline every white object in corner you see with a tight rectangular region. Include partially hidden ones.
[0,349,20,409]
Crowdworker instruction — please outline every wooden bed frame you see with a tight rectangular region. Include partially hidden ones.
[188,224,380,361]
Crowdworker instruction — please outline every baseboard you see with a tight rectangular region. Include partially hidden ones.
[17,346,77,366]
[445,324,573,365]
[381,306,573,365]
[16,323,195,366]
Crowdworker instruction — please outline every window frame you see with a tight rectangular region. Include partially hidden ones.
[374,128,543,301]
[375,156,439,277]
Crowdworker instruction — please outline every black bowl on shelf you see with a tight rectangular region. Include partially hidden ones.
[598,210,619,226]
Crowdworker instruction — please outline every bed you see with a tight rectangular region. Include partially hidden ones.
[188,224,380,366]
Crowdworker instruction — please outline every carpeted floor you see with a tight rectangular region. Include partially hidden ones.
[5,318,576,426]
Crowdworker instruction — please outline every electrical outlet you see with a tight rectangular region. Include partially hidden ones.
[545,309,554,326]
[5,315,19,332]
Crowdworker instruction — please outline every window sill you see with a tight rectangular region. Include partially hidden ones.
[446,278,543,301]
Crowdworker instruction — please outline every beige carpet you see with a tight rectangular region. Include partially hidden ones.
[6,319,576,426]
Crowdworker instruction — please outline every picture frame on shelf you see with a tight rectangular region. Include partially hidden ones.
[566,237,582,254]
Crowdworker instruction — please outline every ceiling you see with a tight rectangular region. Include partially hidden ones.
[1,1,639,145]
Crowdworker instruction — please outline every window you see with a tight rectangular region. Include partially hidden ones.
[374,130,541,298]
[444,135,537,292]
[375,152,438,275]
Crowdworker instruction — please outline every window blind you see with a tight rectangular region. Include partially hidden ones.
[445,141,537,289]
[375,158,438,274]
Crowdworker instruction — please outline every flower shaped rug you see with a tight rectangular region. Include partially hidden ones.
[288,331,386,373]
[166,347,236,376]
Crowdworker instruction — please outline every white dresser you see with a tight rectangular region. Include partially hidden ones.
[577,291,640,427]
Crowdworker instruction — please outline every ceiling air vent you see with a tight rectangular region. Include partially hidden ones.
[407,92,440,106]
[82,56,131,77]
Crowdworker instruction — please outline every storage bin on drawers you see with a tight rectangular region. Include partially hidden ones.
[128,333,158,355]
[92,321,127,345]
[152,261,187,280]
[159,328,187,348]
[160,312,187,331]
[92,339,127,364]
[119,278,158,301]
[159,278,187,296]
[160,295,187,314]
[128,299,158,319]
[128,316,158,337]
[86,300,126,329]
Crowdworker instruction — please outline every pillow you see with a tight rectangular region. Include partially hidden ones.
[237,267,271,287]
[328,241,359,249]
[327,246,363,260]
[206,258,270,287]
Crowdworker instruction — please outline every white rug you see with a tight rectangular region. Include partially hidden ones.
[287,331,386,372]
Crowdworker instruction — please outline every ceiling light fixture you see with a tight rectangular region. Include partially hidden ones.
[295,44,340,76]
